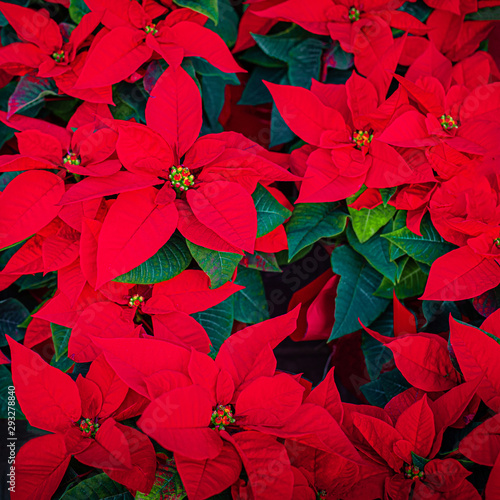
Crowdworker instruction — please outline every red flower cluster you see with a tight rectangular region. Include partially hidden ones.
[0,0,499,499]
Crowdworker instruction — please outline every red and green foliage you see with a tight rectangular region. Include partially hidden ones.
[0,0,499,499]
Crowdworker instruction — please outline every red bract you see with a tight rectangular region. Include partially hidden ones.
[7,338,155,498]
[75,0,243,89]
[361,293,462,392]
[341,383,480,500]
[64,65,296,284]
[255,0,427,80]
[266,73,434,202]
[92,310,362,499]
[422,171,500,300]
[0,2,112,104]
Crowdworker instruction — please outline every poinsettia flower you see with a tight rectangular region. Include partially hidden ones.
[0,102,121,177]
[7,339,156,499]
[254,0,428,69]
[0,2,113,104]
[65,269,243,361]
[266,73,434,203]
[91,309,363,498]
[75,0,243,89]
[378,74,500,157]
[341,382,480,500]
[65,65,296,284]
[422,171,500,300]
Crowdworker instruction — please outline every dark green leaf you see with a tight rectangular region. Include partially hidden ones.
[201,75,226,134]
[0,366,25,419]
[174,0,218,23]
[192,58,239,84]
[234,266,269,323]
[390,210,407,261]
[239,67,285,106]
[362,332,393,381]
[346,223,398,283]
[374,259,427,299]
[286,203,347,259]
[398,0,432,22]
[466,7,500,20]
[411,452,430,470]
[111,82,147,123]
[114,234,191,284]
[330,246,390,340]
[51,323,71,362]
[69,0,90,24]
[59,473,133,500]
[242,251,281,272]
[288,38,324,88]
[16,272,57,291]
[239,45,286,68]
[270,74,296,146]
[382,214,457,266]
[204,0,238,47]
[252,184,291,238]
[380,187,396,206]
[192,296,234,353]
[0,298,29,346]
[187,241,242,288]
[8,76,58,117]
[252,25,305,63]
[361,369,411,407]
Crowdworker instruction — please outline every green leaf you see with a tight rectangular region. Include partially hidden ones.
[330,246,390,340]
[252,25,306,63]
[361,369,411,407]
[362,309,395,380]
[192,58,239,84]
[112,82,147,123]
[466,7,500,20]
[0,366,25,419]
[187,241,242,288]
[234,267,269,324]
[60,473,133,500]
[192,297,234,353]
[362,332,393,381]
[398,1,432,22]
[16,272,57,291]
[346,223,398,284]
[286,203,347,259]
[0,298,29,347]
[8,75,58,117]
[380,187,396,206]
[69,0,90,24]
[389,210,407,261]
[114,234,191,284]
[0,171,22,192]
[50,353,74,373]
[411,452,431,470]
[382,214,457,266]
[270,74,296,146]
[174,0,218,23]
[204,0,238,46]
[242,251,281,272]
[201,75,226,134]
[252,184,291,238]
[374,259,427,299]
[288,38,324,88]
[239,66,285,106]
[239,46,286,68]
[348,203,396,244]
[51,323,71,362]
